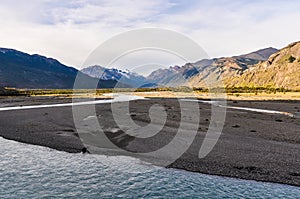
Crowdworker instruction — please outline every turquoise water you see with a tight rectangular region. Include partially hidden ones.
[0,138,299,198]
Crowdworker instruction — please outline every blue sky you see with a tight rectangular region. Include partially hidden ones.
[0,0,299,71]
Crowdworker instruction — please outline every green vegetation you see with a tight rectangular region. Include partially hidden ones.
[224,86,297,93]
[1,86,299,97]
[195,86,299,94]
[288,56,296,63]
[0,87,27,96]
[0,87,175,96]
[21,89,113,96]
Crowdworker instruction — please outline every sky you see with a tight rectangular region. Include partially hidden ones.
[0,0,299,74]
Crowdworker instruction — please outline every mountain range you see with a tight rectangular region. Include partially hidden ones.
[0,41,299,90]
[146,47,279,87]
[0,48,124,89]
[81,65,148,87]
[225,42,300,90]
[80,46,282,88]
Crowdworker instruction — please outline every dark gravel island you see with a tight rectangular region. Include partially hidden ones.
[0,96,299,186]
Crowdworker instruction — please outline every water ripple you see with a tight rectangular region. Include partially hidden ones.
[0,137,299,198]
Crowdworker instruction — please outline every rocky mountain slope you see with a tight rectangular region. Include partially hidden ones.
[1,43,297,90]
[81,65,148,87]
[235,47,278,61]
[0,48,121,89]
[225,42,300,90]
[147,47,278,87]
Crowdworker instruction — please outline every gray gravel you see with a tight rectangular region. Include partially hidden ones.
[0,97,299,186]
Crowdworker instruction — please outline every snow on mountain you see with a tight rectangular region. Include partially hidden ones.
[81,65,151,88]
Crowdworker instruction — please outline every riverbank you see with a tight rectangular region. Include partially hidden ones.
[2,137,300,198]
[0,96,299,186]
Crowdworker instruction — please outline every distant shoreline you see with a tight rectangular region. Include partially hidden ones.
[1,88,300,101]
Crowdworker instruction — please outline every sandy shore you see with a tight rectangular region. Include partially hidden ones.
[0,96,299,186]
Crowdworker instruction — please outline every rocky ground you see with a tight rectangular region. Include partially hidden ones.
[0,96,299,186]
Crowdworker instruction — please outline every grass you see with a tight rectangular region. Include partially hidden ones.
[0,87,27,96]
[223,86,295,94]
[1,86,299,101]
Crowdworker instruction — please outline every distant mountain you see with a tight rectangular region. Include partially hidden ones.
[2,44,295,90]
[147,47,278,87]
[235,47,278,61]
[0,48,122,89]
[81,65,149,87]
[225,42,300,90]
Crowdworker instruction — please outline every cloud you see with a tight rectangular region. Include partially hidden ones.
[153,0,300,57]
[40,0,173,25]
[0,0,299,72]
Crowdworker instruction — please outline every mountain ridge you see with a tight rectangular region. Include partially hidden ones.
[81,65,148,87]
[1,43,299,90]
[0,47,123,89]
[146,47,279,87]
[234,47,278,61]
[224,41,300,90]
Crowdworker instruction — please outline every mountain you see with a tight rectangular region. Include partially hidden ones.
[0,48,121,89]
[235,47,278,61]
[225,42,300,90]
[147,47,278,87]
[81,65,149,87]
[2,44,295,90]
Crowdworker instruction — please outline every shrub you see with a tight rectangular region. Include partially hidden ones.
[288,56,296,63]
